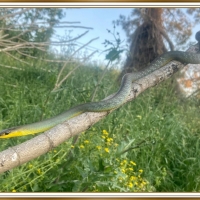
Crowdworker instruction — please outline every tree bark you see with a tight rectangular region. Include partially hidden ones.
[0,43,198,174]
[119,8,173,81]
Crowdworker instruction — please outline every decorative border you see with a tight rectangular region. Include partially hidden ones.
[0,2,200,199]
[0,2,199,6]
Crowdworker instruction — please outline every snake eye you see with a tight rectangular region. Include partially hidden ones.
[0,129,12,136]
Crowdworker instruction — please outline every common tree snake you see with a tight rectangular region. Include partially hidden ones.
[1,32,200,138]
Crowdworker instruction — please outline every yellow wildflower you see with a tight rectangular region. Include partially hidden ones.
[130,176,137,181]
[79,145,84,149]
[12,189,16,192]
[107,138,113,142]
[142,181,147,185]
[123,159,127,163]
[130,161,136,166]
[37,169,42,175]
[102,135,106,139]
[121,168,126,173]
[127,182,133,188]
[104,148,109,153]
[106,138,113,145]
[135,182,138,186]
[139,169,143,173]
[96,145,101,150]
[71,145,75,148]
[84,140,89,144]
[102,130,109,136]
[120,159,127,166]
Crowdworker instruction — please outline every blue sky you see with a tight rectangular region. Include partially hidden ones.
[54,8,199,64]
[55,8,133,63]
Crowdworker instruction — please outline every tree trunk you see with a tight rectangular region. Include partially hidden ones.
[120,8,172,80]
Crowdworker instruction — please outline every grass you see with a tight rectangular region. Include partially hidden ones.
[0,54,200,192]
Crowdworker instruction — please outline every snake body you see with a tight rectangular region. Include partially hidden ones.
[1,51,200,138]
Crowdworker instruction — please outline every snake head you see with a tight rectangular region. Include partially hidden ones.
[0,127,16,137]
[195,31,200,42]
[195,31,200,51]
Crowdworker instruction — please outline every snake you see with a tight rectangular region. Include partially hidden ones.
[0,48,200,138]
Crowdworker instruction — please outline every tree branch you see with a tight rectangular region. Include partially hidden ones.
[0,44,199,174]
[0,8,30,20]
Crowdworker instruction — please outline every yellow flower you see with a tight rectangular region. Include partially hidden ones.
[102,135,106,139]
[12,189,16,192]
[96,145,101,150]
[79,145,84,149]
[130,161,136,166]
[130,176,137,181]
[37,169,42,175]
[127,182,133,188]
[121,168,126,173]
[128,167,133,171]
[84,140,89,144]
[71,145,75,148]
[102,130,109,136]
[104,148,109,153]
[54,150,57,153]
[106,138,113,145]
[139,169,143,173]
[120,159,127,166]
[107,138,113,142]
[143,181,147,185]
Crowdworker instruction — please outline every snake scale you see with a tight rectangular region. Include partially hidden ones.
[0,33,200,138]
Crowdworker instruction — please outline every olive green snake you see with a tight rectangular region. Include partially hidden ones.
[1,50,200,138]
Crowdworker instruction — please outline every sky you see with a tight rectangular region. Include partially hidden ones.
[54,8,199,65]
[54,8,133,64]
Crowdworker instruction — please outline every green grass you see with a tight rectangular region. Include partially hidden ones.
[0,55,200,192]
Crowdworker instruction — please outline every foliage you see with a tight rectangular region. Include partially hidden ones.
[0,52,200,192]
[0,8,65,54]
[0,8,64,62]
[115,8,200,49]
[102,23,127,63]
